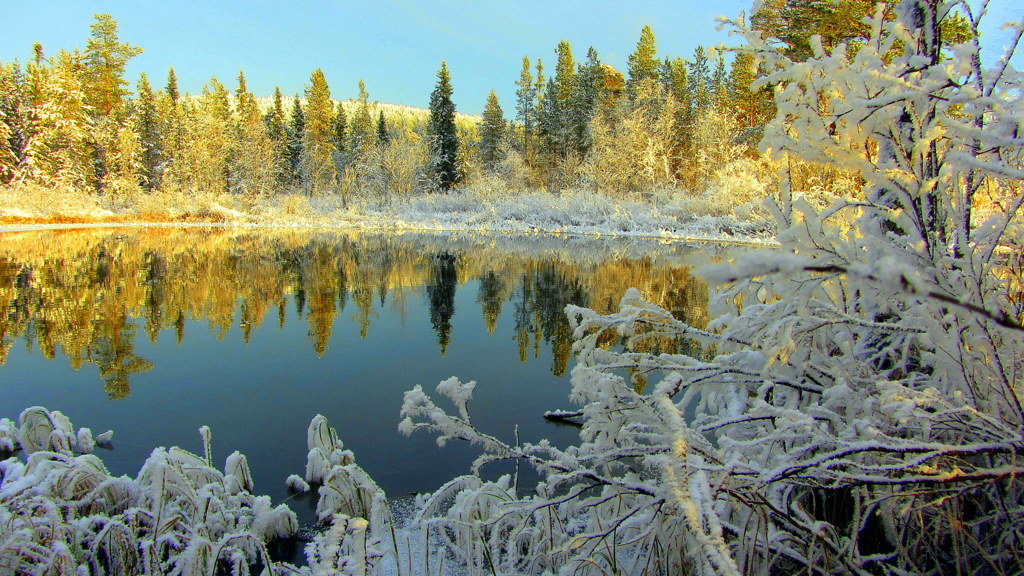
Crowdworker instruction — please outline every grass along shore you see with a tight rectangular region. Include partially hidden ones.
[0,184,777,243]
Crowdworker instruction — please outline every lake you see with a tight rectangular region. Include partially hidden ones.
[0,226,712,525]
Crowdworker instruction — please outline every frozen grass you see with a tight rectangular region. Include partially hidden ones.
[0,184,777,244]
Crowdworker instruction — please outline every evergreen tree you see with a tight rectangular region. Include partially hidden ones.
[84,13,141,118]
[264,86,289,184]
[427,61,459,191]
[21,50,94,188]
[0,63,25,183]
[728,51,770,135]
[175,78,232,194]
[626,25,659,97]
[165,66,179,102]
[235,69,248,101]
[574,47,603,153]
[541,40,579,157]
[286,95,304,184]
[302,68,336,194]
[232,74,278,194]
[752,0,881,61]
[660,56,689,102]
[514,56,534,160]
[376,110,390,146]
[479,90,505,171]
[711,57,728,104]
[689,46,712,114]
[332,102,347,154]
[349,80,374,159]
[135,72,161,190]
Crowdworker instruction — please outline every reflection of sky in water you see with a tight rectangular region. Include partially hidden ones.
[0,228,712,525]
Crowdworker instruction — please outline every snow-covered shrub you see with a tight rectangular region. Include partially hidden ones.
[386,3,1024,575]
[0,407,298,575]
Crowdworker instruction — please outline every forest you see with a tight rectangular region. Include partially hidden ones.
[0,10,785,223]
[1,0,1023,575]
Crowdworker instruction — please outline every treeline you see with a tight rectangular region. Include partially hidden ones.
[0,7,881,205]
[0,14,477,202]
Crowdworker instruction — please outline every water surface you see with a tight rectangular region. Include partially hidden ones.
[0,227,711,523]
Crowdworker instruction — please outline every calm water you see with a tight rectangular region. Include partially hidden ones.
[0,226,710,523]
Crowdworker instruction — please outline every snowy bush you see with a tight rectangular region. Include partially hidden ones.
[371,2,1024,575]
[0,407,297,576]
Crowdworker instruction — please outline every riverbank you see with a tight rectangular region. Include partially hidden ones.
[0,186,777,244]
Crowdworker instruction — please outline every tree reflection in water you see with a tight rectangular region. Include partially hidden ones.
[0,228,714,398]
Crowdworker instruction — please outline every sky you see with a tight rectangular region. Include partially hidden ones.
[1,1,1020,116]
[0,0,753,115]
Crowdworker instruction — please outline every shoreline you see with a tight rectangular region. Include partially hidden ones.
[0,218,777,247]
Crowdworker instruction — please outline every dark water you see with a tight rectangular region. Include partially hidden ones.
[0,227,710,523]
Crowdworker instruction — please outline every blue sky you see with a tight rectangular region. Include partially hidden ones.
[1,0,753,114]
[1,1,1020,115]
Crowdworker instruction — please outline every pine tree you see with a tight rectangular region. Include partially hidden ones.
[84,13,141,118]
[574,47,602,154]
[165,66,179,102]
[543,40,579,157]
[660,57,689,102]
[21,50,94,188]
[302,68,336,194]
[174,78,232,194]
[0,63,24,183]
[728,51,770,135]
[286,95,304,184]
[349,80,374,160]
[514,56,534,160]
[0,100,15,183]
[427,61,459,191]
[232,74,278,194]
[235,70,248,101]
[711,57,728,104]
[376,110,390,146]
[332,102,347,154]
[626,25,659,97]
[689,46,712,114]
[135,72,161,190]
[479,90,505,171]
[264,86,289,185]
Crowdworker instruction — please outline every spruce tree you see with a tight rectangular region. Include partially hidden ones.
[711,57,728,104]
[376,110,390,146]
[264,86,289,184]
[165,66,179,102]
[689,46,712,114]
[660,57,689,102]
[235,69,248,101]
[479,90,505,171]
[286,95,304,184]
[728,51,765,132]
[427,61,459,191]
[135,72,161,190]
[574,47,602,154]
[514,56,534,160]
[0,63,25,183]
[626,25,659,97]
[84,13,141,118]
[349,80,373,159]
[231,73,278,194]
[302,68,336,194]
[545,40,578,157]
[332,102,347,154]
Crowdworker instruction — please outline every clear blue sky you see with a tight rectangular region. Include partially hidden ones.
[1,1,1020,115]
[0,0,753,114]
